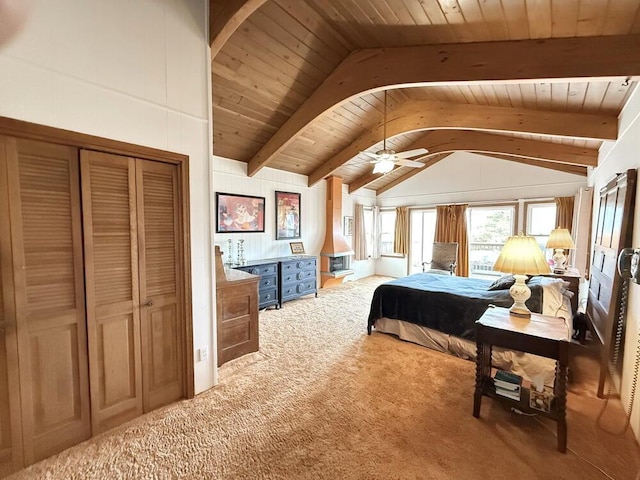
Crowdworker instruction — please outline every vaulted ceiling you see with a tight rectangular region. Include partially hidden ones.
[210,0,640,194]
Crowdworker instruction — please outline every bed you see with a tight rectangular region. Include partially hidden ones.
[367,273,573,384]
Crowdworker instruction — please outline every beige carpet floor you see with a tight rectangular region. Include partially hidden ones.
[9,276,640,480]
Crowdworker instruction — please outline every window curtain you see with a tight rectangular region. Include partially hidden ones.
[353,203,368,261]
[555,196,574,233]
[434,204,469,277]
[393,206,409,255]
[371,206,381,259]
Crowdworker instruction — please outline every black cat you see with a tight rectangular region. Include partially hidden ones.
[572,311,587,343]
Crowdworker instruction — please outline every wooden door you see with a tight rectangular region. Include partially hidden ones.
[4,137,90,463]
[136,160,184,411]
[0,138,24,476]
[81,151,143,434]
[586,169,636,396]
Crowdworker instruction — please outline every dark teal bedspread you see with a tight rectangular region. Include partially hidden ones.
[367,273,544,340]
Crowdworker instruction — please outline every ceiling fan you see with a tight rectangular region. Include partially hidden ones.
[362,90,429,174]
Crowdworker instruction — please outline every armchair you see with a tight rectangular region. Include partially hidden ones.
[422,242,458,275]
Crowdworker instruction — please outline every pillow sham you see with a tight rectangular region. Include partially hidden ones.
[487,275,516,290]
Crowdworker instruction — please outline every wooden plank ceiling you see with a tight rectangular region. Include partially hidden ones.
[211,0,640,194]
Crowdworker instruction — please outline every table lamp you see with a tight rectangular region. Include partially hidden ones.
[545,227,575,273]
[493,234,551,318]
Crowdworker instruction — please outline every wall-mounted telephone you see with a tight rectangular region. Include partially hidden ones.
[617,248,640,283]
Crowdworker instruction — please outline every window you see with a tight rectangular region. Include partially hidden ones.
[467,205,516,278]
[379,209,397,255]
[409,209,436,274]
[525,201,557,254]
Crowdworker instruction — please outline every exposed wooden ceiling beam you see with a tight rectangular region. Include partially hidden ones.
[418,130,597,166]
[482,154,588,176]
[309,105,605,186]
[210,0,267,60]
[247,34,639,176]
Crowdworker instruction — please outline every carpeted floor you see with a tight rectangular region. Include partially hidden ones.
[9,276,640,479]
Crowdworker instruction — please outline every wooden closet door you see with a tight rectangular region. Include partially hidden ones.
[0,138,24,476]
[4,138,90,464]
[136,160,184,411]
[81,151,143,434]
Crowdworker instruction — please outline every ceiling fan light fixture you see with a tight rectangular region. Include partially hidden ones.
[373,159,395,174]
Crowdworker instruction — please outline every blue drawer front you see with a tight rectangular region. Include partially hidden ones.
[259,288,278,307]
[238,263,277,276]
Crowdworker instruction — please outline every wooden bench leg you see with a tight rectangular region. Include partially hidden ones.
[556,361,568,453]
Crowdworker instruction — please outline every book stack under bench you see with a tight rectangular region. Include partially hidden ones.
[493,370,522,401]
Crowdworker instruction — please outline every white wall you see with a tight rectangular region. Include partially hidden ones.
[0,0,216,393]
[378,151,586,207]
[375,152,588,277]
[588,85,640,443]
[212,158,378,282]
[212,156,325,260]
[342,185,377,281]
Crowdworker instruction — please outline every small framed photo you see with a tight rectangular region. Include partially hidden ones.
[529,387,553,413]
[275,191,301,240]
[216,192,265,233]
[290,242,305,255]
[343,216,354,236]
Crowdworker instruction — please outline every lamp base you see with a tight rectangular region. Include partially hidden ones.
[508,307,532,318]
[552,248,567,273]
[508,274,531,318]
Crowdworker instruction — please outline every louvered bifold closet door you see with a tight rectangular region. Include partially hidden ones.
[0,138,24,476]
[136,160,184,411]
[3,137,90,464]
[80,151,143,434]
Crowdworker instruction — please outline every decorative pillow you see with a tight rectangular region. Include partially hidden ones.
[487,275,516,291]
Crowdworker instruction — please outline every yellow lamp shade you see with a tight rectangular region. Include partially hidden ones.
[494,234,551,276]
[545,228,576,249]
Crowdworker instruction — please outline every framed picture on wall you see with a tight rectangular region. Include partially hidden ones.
[216,192,265,233]
[275,191,301,240]
[343,216,354,236]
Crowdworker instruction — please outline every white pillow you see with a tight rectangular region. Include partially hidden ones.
[538,277,572,325]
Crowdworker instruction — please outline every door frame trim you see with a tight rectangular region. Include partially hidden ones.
[0,116,195,399]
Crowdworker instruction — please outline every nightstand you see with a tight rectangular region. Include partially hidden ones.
[472,306,570,453]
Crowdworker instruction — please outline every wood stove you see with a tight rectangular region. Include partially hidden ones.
[320,176,354,288]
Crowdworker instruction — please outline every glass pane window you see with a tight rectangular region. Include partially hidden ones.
[526,202,557,253]
[379,209,396,255]
[468,205,516,278]
[409,209,436,274]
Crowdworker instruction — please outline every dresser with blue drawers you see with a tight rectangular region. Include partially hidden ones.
[278,256,318,306]
[233,260,279,309]
[234,255,317,309]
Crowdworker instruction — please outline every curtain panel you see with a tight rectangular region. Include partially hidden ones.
[434,204,469,277]
[353,203,368,261]
[555,196,574,232]
[393,206,409,255]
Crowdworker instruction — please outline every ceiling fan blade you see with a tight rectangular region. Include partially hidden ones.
[395,148,428,159]
[361,151,381,160]
[397,159,426,168]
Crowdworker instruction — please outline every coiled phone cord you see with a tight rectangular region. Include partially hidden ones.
[596,279,640,435]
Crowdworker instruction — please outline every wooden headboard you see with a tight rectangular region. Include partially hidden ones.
[586,169,636,397]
